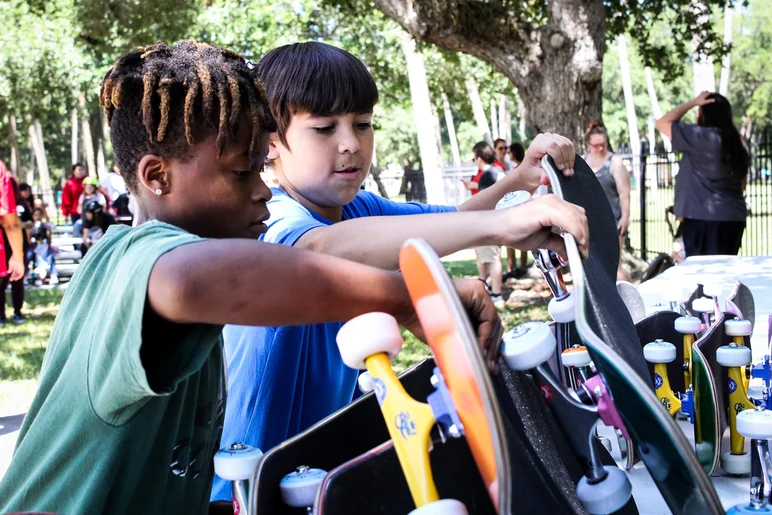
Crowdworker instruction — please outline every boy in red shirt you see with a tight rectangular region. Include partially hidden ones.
[61,163,86,223]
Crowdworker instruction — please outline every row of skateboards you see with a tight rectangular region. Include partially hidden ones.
[212,156,772,515]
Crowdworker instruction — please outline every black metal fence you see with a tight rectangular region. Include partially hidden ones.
[619,128,772,260]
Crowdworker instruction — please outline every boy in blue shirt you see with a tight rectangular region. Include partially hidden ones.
[0,41,500,515]
[212,42,589,501]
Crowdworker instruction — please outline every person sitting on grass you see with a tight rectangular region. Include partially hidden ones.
[80,198,117,255]
[210,41,588,502]
[28,207,58,285]
[0,40,502,515]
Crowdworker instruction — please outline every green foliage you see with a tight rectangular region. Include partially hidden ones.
[729,0,772,126]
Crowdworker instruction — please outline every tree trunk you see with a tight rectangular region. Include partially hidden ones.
[100,108,112,161]
[71,108,79,166]
[29,119,55,214]
[79,92,97,177]
[618,36,640,165]
[372,0,605,144]
[401,31,445,204]
[498,95,509,144]
[97,140,108,180]
[490,98,499,140]
[691,2,716,95]
[7,112,21,176]
[643,67,672,152]
[719,4,733,97]
[465,78,492,144]
[441,91,462,165]
[517,96,527,143]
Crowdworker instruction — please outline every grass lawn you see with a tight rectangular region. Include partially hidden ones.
[0,251,549,413]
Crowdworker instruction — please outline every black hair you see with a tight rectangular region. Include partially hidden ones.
[473,141,496,165]
[509,142,525,162]
[99,40,273,193]
[19,182,31,192]
[257,42,378,148]
[699,93,749,180]
[493,138,507,148]
[71,163,85,172]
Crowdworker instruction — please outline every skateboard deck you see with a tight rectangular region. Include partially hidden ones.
[400,239,511,512]
[727,281,755,328]
[543,155,723,514]
[617,281,646,323]
[635,310,686,396]
[691,315,726,475]
[251,358,436,514]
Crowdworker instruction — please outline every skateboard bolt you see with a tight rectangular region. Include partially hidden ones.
[296,465,310,474]
[229,442,247,451]
[430,374,439,387]
[449,425,461,438]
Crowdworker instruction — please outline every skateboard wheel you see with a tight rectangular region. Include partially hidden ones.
[576,466,632,515]
[358,371,374,393]
[703,283,723,297]
[692,297,714,314]
[725,319,753,337]
[408,499,469,515]
[727,504,772,514]
[737,409,772,439]
[721,451,751,476]
[336,313,404,369]
[548,292,575,323]
[502,321,556,371]
[280,466,327,508]
[561,346,591,368]
[674,316,701,334]
[716,345,752,368]
[213,443,263,481]
[642,339,677,364]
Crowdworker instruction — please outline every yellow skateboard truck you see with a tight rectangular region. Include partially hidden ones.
[725,319,754,392]
[337,313,470,515]
[675,316,701,392]
[716,343,755,475]
[643,339,682,416]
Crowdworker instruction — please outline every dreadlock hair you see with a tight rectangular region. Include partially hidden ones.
[99,40,274,193]
[257,42,379,149]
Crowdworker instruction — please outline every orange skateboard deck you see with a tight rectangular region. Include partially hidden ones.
[400,238,511,512]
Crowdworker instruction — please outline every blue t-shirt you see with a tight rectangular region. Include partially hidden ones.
[211,189,455,501]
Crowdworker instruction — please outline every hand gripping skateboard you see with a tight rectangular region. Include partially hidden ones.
[333,238,511,514]
[537,155,723,514]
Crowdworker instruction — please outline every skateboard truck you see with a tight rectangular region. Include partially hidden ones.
[727,319,755,392]
[675,316,701,419]
[728,408,772,514]
[643,339,682,417]
[750,356,772,411]
[503,321,634,513]
[427,368,465,443]
[337,312,470,512]
[213,442,264,515]
[717,343,757,475]
[280,465,327,513]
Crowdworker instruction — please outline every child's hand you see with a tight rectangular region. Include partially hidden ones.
[505,133,575,191]
[497,194,589,261]
[400,278,503,374]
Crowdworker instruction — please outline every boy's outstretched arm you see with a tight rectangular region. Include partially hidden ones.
[299,194,588,270]
[458,133,575,212]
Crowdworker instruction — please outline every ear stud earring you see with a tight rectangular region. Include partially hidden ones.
[155,188,163,196]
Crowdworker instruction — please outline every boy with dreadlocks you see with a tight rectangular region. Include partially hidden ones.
[211,41,589,502]
[0,41,501,514]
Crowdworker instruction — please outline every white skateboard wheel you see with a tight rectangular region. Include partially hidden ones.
[692,297,714,314]
[576,466,632,515]
[214,443,263,481]
[502,321,556,371]
[721,451,751,476]
[548,293,575,323]
[737,409,772,439]
[561,346,591,368]
[643,340,676,364]
[358,371,374,393]
[336,312,404,369]
[704,283,723,297]
[716,345,752,368]
[725,319,753,337]
[280,466,327,508]
[409,499,469,515]
[674,316,701,334]
[495,190,532,210]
